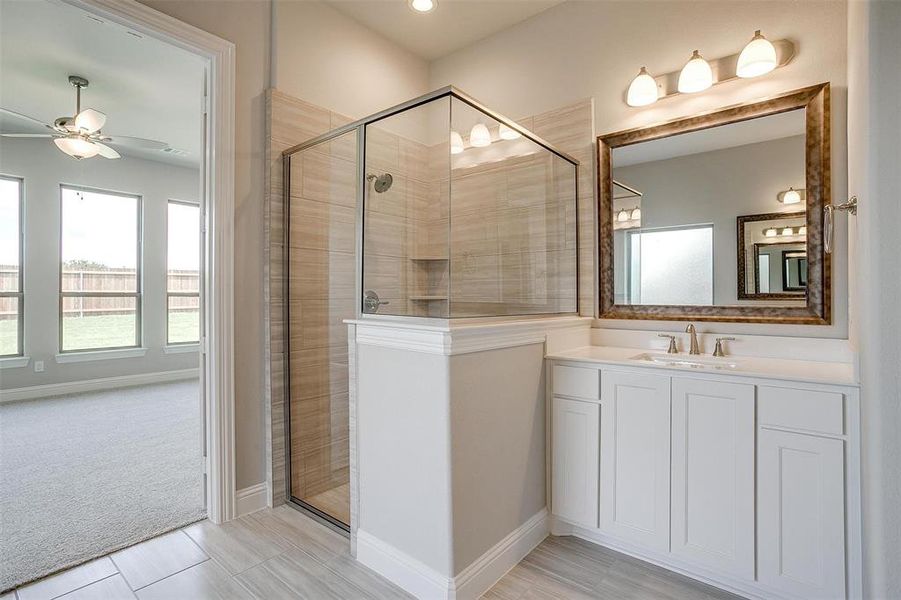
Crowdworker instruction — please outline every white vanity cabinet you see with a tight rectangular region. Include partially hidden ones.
[670,378,755,578]
[551,396,599,528]
[548,358,860,600]
[599,371,671,551]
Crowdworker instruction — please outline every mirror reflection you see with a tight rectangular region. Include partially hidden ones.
[611,108,807,307]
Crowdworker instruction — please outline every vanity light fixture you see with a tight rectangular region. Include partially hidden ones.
[737,30,778,78]
[781,227,794,236]
[469,123,491,147]
[677,50,713,94]
[617,209,630,223]
[627,67,659,107]
[779,187,803,205]
[631,207,642,220]
[764,227,778,237]
[798,225,807,235]
[408,0,436,13]
[450,130,464,154]
[498,123,521,140]
[623,34,795,107]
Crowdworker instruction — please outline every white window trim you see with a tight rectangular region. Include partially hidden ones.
[164,343,200,354]
[0,356,30,369]
[55,347,148,364]
[63,0,237,524]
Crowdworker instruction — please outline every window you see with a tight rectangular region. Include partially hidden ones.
[627,224,714,305]
[167,200,200,345]
[60,186,141,352]
[0,176,24,357]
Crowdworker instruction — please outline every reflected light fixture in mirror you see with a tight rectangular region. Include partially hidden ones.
[627,67,659,107]
[498,123,521,140]
[409,0,436,13]
[469,123,491,147]
[765,227,778,237]
[678,50,713,93]
[617,209,630,223]
[631,207,642,220]
[799,225,807,235]
[450,130,464,154]
[782,227,794,236]
[737,30,778,78]
[779,187,803,205]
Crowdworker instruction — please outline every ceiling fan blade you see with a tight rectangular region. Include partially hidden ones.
[1,133,55,138]
[75,108,107,134]
[0,107,53,129]
[104,135,168,151]
[94,142,120,159]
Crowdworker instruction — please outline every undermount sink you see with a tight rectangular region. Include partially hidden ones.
[630,352,740,371]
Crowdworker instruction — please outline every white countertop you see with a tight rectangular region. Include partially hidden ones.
[546,345,858,387]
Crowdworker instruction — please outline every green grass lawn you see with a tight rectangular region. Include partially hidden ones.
[0,312,199,355]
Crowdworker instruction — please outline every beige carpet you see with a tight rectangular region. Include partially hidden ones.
[0,380,206,592]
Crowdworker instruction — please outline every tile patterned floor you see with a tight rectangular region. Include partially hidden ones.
[7,505,743,600]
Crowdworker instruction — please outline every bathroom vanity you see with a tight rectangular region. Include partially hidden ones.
[546,347,860,600]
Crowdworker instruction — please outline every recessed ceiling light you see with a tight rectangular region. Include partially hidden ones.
[409,0,436,13]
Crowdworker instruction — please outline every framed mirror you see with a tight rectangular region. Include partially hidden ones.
[598,83,831,324]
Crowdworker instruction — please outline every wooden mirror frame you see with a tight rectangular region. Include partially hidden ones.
[597,83,831,324]
[737,212,806,300]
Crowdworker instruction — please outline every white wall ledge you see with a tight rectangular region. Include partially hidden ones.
[55,347,148,364]
[346,315,592,355]
[0,356,30,369]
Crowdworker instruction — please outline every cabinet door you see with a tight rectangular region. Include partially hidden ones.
[552,396,600,528]
[758,429,845,599]
[600,371,670,551]
[671,378,755,579]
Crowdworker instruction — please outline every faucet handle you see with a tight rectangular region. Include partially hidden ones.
[658,333,679,354]
[713,337,736,357]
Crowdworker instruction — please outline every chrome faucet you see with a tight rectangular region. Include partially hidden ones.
[685,324,700,355]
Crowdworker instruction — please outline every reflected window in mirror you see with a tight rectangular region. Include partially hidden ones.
[622,225,713,305]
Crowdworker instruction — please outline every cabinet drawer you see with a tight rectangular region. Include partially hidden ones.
[552,365,599,399]
[758,386,844,435]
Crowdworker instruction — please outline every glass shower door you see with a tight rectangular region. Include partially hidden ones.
[285,128,358,529]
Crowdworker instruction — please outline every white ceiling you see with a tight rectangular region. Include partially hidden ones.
[613,109,807,168]
[0,0,204,168]
[324,0,565,61]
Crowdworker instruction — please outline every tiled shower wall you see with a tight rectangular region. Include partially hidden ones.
[265,90,596,507]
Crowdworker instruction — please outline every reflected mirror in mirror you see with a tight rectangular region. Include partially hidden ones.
[738,211,806,299]
[610,108,807,308]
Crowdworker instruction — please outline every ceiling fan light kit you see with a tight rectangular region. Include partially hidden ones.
[1,75,170,161]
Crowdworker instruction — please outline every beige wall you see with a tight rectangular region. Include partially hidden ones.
[430,0,849,339]
[137,0,271,489]
[271,0,429,121]
[847,1,901,597]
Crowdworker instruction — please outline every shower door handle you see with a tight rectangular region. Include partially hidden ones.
[363,290,389,313]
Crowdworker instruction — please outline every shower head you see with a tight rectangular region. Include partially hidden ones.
[367,172,393,193]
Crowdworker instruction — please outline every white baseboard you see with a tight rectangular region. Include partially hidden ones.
[236,482,270,516]
[0,368,200,403]
[450,508,549,600]
[357,509,549,600]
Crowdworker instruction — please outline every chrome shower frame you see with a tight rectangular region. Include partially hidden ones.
[280,86,581,532]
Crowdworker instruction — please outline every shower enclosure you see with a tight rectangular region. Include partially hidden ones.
[282,87,578,530]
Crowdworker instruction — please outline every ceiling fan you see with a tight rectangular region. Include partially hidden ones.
[1,75,170,160]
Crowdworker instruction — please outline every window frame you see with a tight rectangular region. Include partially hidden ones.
[58,184,143,353]
[166,198,201,346]
[0,174,24,358]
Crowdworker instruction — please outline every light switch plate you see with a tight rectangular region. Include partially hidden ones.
[34,360,44,373]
